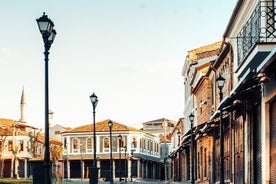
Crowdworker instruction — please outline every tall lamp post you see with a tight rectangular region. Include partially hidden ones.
[124,145,127,182]
[130,149,134,182]
[118,134,122,182]
[108,120,114,184]
[163,120,168,181]
[80,144,83,181]
[36,12,57,184]
[189,113,195,184]
[89,92,98,184]
[216,74,225,184]
[177,130,181,181]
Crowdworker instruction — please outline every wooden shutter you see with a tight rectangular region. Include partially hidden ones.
[234,115,244,184]
[251,104,262,183]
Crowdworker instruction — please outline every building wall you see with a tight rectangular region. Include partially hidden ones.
[195,78,212,124]
[62,125,162,181]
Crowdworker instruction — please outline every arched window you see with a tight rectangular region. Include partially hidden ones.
[118,136,126,148]
[86,138,93,153]
[143,138,146,151]
[103,137,110,152]
[72,138,79,153]
[131,137,137,148]
[147,140,150,151]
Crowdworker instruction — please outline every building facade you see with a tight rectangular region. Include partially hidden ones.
[171,0,276,183]
[61,119,162,182]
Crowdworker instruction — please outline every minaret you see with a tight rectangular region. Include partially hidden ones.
[19,87,26,123]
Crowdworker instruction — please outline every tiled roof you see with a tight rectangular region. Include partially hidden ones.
[51,124,71,131]
[0,118,14,127]
[37,134,62,145]
[187,41,222,61]
[65,119,141,133]
[142,118,176,127]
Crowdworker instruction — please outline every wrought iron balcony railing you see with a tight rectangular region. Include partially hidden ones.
[237,0,276,65]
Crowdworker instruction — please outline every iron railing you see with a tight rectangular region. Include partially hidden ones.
[237,0,276,65]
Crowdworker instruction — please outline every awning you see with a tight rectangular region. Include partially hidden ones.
[217,69,261,111]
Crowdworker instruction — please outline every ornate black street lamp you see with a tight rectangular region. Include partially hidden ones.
[118,134,122,182]
[216,74,225,184]
[189,113,195,184]
[108,120,114,184]
[89,92,98,184]
[177,130,181,181]
[124,145,127,182]
[36,12,56,184]
[216,74,225,102]
[130,149,134,182]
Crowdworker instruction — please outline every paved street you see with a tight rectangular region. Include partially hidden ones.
[60,179,191,184]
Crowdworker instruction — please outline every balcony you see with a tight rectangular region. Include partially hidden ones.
[237,0,276,78]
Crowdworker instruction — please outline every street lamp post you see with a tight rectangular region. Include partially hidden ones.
[118,134,122,182]
[89,92,98,184]
[108,120,114,184]
[189,113,195,184]
[216,74,225,184]
[80,144,83,181]
[177,130,181,181]
[163,120,168,181]
[36,12,57,184]
[130,149,134,182]
[124,146,127,182]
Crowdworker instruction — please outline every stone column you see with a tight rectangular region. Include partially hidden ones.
[128,159,131,179]
[24,159,27,178]
[97,160,100,179]
[153,162,156,179]
[67,160,70,179]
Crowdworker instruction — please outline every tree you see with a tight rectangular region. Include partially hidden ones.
[50,145,63,164]
[27,129,42,158]
[50,144,63,184]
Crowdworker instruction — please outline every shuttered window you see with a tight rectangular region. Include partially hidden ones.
[251,104,262,183]
[234,115,244,183]
[224,129,231,181]
[214,138,220,182]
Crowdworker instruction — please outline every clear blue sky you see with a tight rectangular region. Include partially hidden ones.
[0,0,237,129]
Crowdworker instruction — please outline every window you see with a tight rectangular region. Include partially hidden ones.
[37,145,42,155]
[142,139,146,151]
[118,136,126,148]
[64,138,67,148]
[54,130,61,134]
[156,143,159,153]
[72,138,79,153]
[103,137,110,152]
[8,140,13,151]
[19,140,24,151]
[86,138,92,153]
[131,137,137,148]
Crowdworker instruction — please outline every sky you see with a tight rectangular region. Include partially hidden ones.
[0,0,237,129]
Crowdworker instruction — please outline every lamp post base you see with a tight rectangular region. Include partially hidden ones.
[89,167,99,184]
